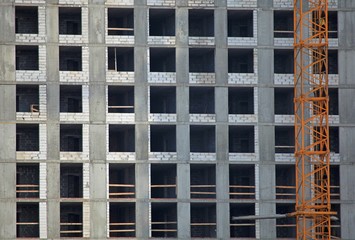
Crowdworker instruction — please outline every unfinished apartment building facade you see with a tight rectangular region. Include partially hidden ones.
[0,0,354,239]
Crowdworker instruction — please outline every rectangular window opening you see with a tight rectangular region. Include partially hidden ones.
[109,164,135,199]
[60,124,83,152]
[228,10,253,37]
[274,49,294,74]
[109,202,135,237]
[15,6,38,34]
[60,85,82,112]
[190,164,216,199]
[189,87,214,114]
[228,87,254,114]
[59,46,82,71]
[108,8,134,35]
[59,7,82,35]
[150,125,176,152]
[229,126,255,153]
[275,87,294,114]
[60,202,83,238]
[189,9,214,37]
[189,48,215,73]
[107,47,134,71]
[16,85,39,112]
[60,163,83,198]
[229,165,255,199]
[276,164,296,200]
[109,125,135,152]
[16,124,39,151]
[16,164,39,198]
[276,204,296,238]
[274,11,293,38]
[149,9,175,36]
[17,203,39,238]
[108,86,134,113]
[152,203,177,238]
[16,45,39,70]
[150,48,176,72]
[230,203,255,238]
[150,86,176,113]
[190,125,215,153]
[151,164,176,199]
[228,49,254,73]
[191,203,216,238]
[275,126,294,153]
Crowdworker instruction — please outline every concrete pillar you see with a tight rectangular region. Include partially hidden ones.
[338,1,355,238]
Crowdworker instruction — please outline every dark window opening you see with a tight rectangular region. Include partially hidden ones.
[109,164,135,199]
[15,6,38,34]
[108,8,134,35]
[190,125,215,153]
[150,125,176,152]
[108,86,134,113]
[229,126,255,153]
[228,87,254,114]
[229,165,255,199]
[151,164,176,198]
[274,11,293,38]
[330,165,340,200]
[228,10,253,37]
[275,126,294,153]
[228,49,254,73]
[150,86,176,113]
[275,87,294,114]
[152,203,177,238]
[191,203,216,238]
[16,164,39,198]
[329,50,338,74]
[109,203,135,237]
[276,204,296,238]
[329,88,338,115]
[59,7,82,35]
[60,164,83,198]
[16,45,39,70]
[230,203,255,238]
[60,85,82,112]
[16,124,39,151]
[149,9,175,36]
[331,204,341,238]
[189,10,214,37]
[109,124,135,152]
[60,124,82,152]
[276,165,296,200]
[190,164,216,199]
[313,49,337,74]
[16,85,39,112]
[189,87,214,114]
[17,203,39,238]
[59,46,82,71]
[189,48,215,73]
[60,203,83,238]
[150,48,176,72]
[107,47,134,71]
[274,49,294,74]
[329,11,338,38]
[330,127,339,153]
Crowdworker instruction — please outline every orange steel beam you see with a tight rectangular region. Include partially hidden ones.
[294,0,334,239]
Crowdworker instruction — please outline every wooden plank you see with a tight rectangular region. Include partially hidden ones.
[17,222,39,225]
[109,192,135,196]
[108,27,134,31]
[191,223,216,226]
[60,223,82,226]
[110,229,135,233]
[191,192,216,195]
[109,184,135,187]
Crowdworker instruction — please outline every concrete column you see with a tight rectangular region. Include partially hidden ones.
[177,163,190,238]
[257,0,276,239]
[338,1,355,238]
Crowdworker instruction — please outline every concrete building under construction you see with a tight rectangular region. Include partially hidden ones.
[0,0,354,239]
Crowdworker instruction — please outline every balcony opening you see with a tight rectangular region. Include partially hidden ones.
[190,125,215,153]
[60,202,83,238]
[60,85,82,113]
[16,164,39,199]
[228,87,254,114]
[329,11,338,38]
[109,202,135,237]
[276,164,295,200]
[275,126,294,153]
[228,49,254,73]
[189,48,215,73]
[229,164,255,199]
[151,164,176,199]
[229,126,255,153]
[191,203,216,238]
[329,88,338,115]
[15,6,38,34]
[60,124,82,152]
[228,10,253,37]
[330,127,339,153]
[108,8,134,35]
[189,9,214,37]
[275,87,294,114]
[16,45,39,70]
[59,7,81,35]
[59,46,82,71]
[17,203,39,238]
[152,203,177,238]
[150,86,176,113]
[60,163,83,198]
[150,48,176,72]
[330,165,340,200]
[108,47,134,71]
[230,203,255,238]
[189,87,214,114]
[276,203,296,238]
[149,9,175,36]
[108,86,134,113]
[190,164,216,199]
[16,85,39,112]
[150,125,176,152]
[16,124,39,151]
[109,125,135,152]
[109,164,135,199]
[274,11,293,38]
[274,49,293,73]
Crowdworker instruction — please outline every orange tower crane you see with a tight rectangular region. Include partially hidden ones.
[293,0,336,239]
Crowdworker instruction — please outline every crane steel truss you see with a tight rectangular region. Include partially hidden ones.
[294,0,335,239]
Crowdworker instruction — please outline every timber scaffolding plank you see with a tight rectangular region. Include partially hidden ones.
[109,183,135,198]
